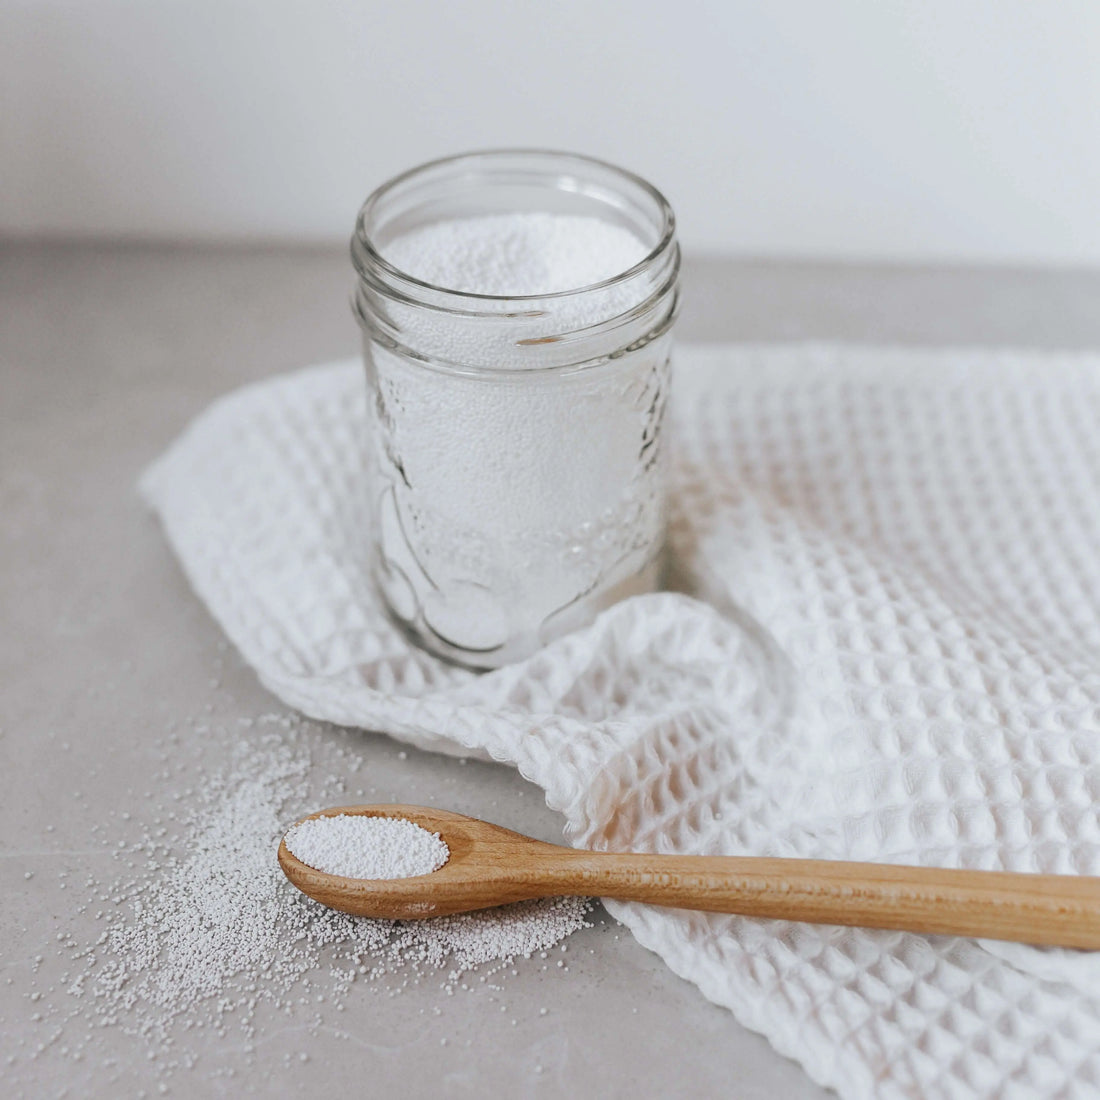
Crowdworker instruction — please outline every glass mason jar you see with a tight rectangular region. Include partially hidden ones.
[351,150,680,668]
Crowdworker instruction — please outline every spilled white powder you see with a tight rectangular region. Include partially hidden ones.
[30,709,591,1080]
[382,212,648,296]
[285,813,449,879]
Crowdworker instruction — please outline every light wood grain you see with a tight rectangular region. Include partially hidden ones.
[277,805,1100,948]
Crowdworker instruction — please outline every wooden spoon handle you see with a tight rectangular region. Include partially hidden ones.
[549,853,1100,948]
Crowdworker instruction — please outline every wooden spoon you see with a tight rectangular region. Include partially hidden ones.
[277,804,1100,948]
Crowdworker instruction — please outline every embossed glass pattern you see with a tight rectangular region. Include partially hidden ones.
[351,150,680,668]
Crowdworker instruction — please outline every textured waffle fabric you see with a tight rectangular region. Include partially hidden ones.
[141,345,1100,1099]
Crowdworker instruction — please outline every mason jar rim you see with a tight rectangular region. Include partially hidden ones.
[351,148,677,305]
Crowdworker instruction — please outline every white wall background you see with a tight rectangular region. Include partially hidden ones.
[2,0,1099,264]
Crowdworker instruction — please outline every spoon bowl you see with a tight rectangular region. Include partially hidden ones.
[278,804,1100,948]
[278,804,576,919]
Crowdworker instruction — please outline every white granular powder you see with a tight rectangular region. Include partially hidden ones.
[29,709,591,1079]
[367,212,671,663]
[382,212,648,296]
[284,813,449,879]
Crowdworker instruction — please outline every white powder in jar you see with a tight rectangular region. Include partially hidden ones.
[284,813,449,879]
[382,212,649,298]
[367,212,672,665]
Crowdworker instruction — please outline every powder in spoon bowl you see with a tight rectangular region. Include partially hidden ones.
[284,813,449,879]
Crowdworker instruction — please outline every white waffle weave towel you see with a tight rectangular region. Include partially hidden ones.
[141,344,1100,1099]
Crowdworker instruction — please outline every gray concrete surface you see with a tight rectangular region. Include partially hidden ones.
[3,243,1099,1099]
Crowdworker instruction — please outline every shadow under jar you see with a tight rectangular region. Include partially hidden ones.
[351,150,680,669]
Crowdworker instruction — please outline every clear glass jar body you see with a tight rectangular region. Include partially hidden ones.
[351,150,680,668]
